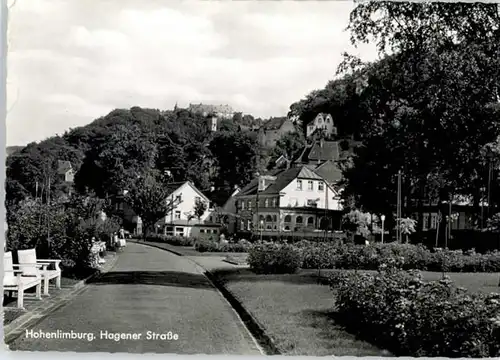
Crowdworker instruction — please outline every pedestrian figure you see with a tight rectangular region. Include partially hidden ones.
[113,232,119,250]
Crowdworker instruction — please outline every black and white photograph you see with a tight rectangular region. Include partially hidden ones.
[4,0,500,357]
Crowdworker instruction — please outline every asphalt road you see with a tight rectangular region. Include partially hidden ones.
[8,242,261,354]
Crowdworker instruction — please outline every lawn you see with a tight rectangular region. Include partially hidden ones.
[212,267,500,356]
[213,268,392,356]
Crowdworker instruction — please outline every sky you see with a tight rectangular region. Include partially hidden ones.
[6,0,377,147]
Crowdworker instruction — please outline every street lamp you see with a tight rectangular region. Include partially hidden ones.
[381,215,386,243]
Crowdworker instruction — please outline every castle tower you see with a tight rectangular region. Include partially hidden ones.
[209,115,217,132]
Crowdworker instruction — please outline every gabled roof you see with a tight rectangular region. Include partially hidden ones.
[315,160,343,184]
[260,117,288,131]
[57,160,72,175]
[308,141,339,162]
[238,166,323,196]
[169,181,210,203]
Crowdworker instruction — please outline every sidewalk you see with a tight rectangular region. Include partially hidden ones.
[4,251,120,343]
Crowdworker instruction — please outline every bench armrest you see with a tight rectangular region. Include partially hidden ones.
[36,259,62,271]
[13,263,45,269]
[37,259,62,264]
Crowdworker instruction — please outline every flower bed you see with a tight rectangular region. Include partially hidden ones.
[332,265,500,357]
[295,241,500,273]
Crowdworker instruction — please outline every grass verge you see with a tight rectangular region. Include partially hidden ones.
[211,268,392,356]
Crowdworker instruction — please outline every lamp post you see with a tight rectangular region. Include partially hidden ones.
[381,215,386,243]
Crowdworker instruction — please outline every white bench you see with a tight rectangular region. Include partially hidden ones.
[3,251,42,309]
[17,249,62,296]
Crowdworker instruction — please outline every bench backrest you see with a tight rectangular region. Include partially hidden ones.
[4,251,15,283]
[17,248,39,276]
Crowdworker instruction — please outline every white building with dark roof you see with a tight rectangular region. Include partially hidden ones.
[234,166,343,238]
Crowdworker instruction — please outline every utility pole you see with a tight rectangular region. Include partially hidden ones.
[46,174,51,254]
[396,170,402,243]
[255,172,260,240]
[488,160,493,221]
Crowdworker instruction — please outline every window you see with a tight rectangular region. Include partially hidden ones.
[307,217,314,227]
[272,198,277,207]
[296,216,303,224]
[272,215,277,222]
[423,213,429,230]
[241,201,245,210]
[284,225,291,231]
[195,196,201,203]
[264,199,269,207]
[247,200,252,209]
[247,220,251,231]
[175,211,181,220]
[318,182,324,191]
[284,215,292,223]
[430,214,438,229]
[266,215,273,223]
[240,221,245,230]
[308,181,313,191]
[200,229,205,233]
[297,180,303,190]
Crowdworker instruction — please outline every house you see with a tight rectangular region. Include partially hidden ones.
[306,113,337,139]
[208,186,241,234]
[292,139,343,185]
[408,195,486,232]
[157,181,219,237]
[234,166,343,238]
[257,117,296,149]
[57,160,74,183]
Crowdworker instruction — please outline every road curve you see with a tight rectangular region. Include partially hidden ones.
[8,242,261,354]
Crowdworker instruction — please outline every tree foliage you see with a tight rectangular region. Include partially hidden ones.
[124,171,182,237]
[336,2,500,232]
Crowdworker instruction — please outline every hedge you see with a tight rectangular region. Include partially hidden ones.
[333,265,500,357]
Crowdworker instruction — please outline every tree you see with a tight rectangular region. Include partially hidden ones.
[124,171,182,238]
[209,131,259,190]
[193,198,207,220]
[267,131,305,170]
[339,2,500,237]
[342,210,381,243]
[397,218,417,244]
[75,123,158,197]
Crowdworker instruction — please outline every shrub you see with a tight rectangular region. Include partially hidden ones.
[334,266,500,357]
[194,239,219,253]
[298,242,500,273]
[247,243,302,274]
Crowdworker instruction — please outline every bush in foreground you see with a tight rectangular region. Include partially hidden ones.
[248,243,302,274]
[333,264,500,357]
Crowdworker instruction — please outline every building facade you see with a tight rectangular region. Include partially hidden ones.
[188,103,234,119]
[306,113,337,139]
[257,117,296,149]
[234,166,343,238]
